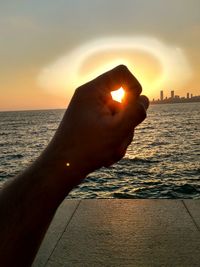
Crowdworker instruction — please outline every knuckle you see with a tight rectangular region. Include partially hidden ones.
[74,88,79,96]
[138,103,147,121]
[140,95,149,109]
[117,65,142,95]
[113,153,123,163]
[127,133,134,145]
[75,83,91,95]
[139,102,147,117]
[117,149,126,161]
[117,64,129,73]
[136,82,142,95]
[75,86,82,95]
[130,102,147,127]
[113,145,127,162]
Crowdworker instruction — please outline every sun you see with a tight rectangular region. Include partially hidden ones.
[111,87,125,103]
[38,36,192,102]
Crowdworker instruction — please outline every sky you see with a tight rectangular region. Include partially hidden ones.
[0,0,199,111]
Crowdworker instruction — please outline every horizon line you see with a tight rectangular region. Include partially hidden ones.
[0,107,66,113]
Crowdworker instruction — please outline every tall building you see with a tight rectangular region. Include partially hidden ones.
[160,90,164,101]
[187,93,189,99]
[171,90,174,99]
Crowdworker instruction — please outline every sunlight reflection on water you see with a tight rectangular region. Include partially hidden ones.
[0,103,199,198]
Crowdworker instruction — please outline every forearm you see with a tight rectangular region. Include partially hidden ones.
[0,142,84,267]
[0,65,148,266]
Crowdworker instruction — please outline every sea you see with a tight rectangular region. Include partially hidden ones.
[0,103,199,199]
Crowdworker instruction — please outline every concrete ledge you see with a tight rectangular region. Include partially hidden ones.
[32,200,80,267]
[33,200,200,267]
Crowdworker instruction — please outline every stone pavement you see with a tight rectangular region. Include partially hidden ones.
[32,200,200,267]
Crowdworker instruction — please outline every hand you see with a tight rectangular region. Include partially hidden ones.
[0,65,148,267]
[48,65,149,185]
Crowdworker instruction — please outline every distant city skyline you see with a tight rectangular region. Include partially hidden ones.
[152,89,200,104]
[156,90,199,101]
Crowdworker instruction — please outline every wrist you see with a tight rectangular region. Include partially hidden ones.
[37,142,87,195]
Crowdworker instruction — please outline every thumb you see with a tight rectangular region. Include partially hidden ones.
[118,95,149,132]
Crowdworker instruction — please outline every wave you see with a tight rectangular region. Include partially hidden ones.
[112,183,200,199]
[121,157,160,164]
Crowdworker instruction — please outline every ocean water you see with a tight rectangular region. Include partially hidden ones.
[0,103,199,198]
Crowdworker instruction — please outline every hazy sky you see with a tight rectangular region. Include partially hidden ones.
[0,0,199,110]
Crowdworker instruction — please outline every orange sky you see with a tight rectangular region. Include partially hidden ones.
[0,0,199,111]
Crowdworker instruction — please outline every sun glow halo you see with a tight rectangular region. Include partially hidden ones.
[38,36,192,101]
[111,87,125,103]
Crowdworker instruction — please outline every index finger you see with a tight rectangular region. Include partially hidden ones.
[93,65,142,97]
